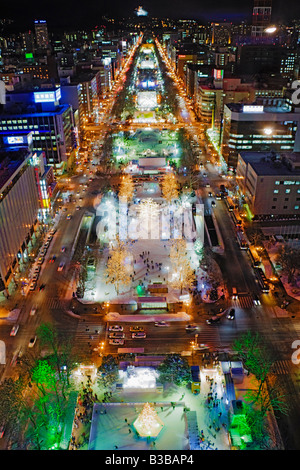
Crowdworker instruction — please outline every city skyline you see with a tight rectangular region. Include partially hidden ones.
[0,0,298,30]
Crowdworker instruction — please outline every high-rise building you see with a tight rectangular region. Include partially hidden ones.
[34,20,49,49]
[251,0,272,38]
[0,134,40,293]
[220,102,300,170]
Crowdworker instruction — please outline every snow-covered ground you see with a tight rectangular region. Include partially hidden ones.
[87,367,231,451]
[83,182,204,305]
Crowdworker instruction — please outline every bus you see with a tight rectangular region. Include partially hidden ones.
[248,245,261,267]
[237,230,248,250]
[254,267,269,293]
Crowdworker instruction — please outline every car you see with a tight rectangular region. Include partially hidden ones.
[44,241,50,248]
[232,288,238,300]
[37,257,44,265]
[49,255,56,263]
[39,284,46,291]
[253,296,261,306]
[206,316,221,325]
[108,332,125,339]
[211,201,216,207]
[215,193,222,200]
[130,326,144,332]
[57,262,65,272]
[30,306,37,316]
[61,246,66,252]
[202,173,207,177]
[227,308,235,320]
[10,325,19,336]
[208,191,213,197]
[29,281,37,291]
[66,214,72,220]
[49,228,57,236]
[76,206,81,211]
[185,324,198,331]
[28,336,37,348]
[108,325,123,332]
[109,338,124,345]
[32,273,39,281]
[33,266,41,273]
[154,321,170,327]
[132,332,146,339]
[205,183,210,188]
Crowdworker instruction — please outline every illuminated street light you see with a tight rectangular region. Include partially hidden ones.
[264,127,273,136]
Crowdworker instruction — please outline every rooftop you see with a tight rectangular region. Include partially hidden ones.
[226,102,292,114]
[239,151,300,176]
[0,148,30,190]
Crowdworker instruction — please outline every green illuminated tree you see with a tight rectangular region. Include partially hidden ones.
[232,332,288,448]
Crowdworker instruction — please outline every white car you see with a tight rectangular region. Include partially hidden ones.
[108,325,123,332]
[10,325,19,336]
[109,338,124,345]
[28,336,37,348]
[154,321,170,327]
[30,306,37,316]
[132,332,146,339]
[57,262,65,272]
[108,332,125,339]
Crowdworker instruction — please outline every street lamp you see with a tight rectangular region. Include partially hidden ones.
[265,26,277,34]
[264,127,273,136]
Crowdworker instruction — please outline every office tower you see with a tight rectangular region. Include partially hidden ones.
[34,20,49,49]
[251,0,272,38]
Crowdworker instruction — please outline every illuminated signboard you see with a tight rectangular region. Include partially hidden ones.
[242,105,264,113]
[4,132,34,146]
[6,136,24,144]
[34,87,61,103]
[214,69,224,80]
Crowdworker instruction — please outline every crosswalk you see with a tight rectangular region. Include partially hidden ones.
[232,295,255,310]
[271,359,292,376]
[73,317,106,349]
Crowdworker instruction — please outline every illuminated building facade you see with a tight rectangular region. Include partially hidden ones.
[34,20,49,49]
[0,87,75,171]
[0,136,40,292]
[221,103,300,170]
[251,0,272,38]
[237,151,300,220]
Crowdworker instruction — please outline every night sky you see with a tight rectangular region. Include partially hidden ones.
[1,0,298,30]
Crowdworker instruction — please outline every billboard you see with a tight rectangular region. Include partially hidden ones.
[34,87,61,103]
